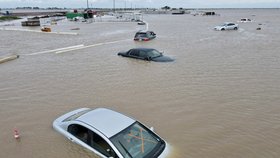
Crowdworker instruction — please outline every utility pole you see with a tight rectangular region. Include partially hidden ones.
[113,0,115,12]
[124,0,126,11]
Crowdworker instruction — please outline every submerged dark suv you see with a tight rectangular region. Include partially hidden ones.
[134,31,156,41]
[117,48,174,62]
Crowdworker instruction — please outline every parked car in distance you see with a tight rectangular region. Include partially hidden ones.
[117,48,174,62]
[137,21,146,25]
[53,108,170,158]
[238,18,253,23]
[134,31,156,41]
[214,22,239,31]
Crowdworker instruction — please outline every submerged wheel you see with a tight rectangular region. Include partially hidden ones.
[221,28,225,31]
[234,27,238,30]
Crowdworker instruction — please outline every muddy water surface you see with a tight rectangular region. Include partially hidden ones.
[1,9,280,158]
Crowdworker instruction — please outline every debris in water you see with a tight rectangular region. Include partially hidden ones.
[0,55,19,64]
[71,28,80,30]
[41,26,51,32]
[14,128,20,139]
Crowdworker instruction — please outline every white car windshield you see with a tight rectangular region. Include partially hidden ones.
[110,122,164,158]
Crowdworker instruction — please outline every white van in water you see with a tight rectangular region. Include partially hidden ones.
[53,108,170,158]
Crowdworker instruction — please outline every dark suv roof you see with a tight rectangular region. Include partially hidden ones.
[117,48,174,62]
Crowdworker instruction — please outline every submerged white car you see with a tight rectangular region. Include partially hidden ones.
[214,22,239,31]
[53,108,170,158]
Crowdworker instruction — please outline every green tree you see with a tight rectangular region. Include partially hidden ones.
[161,6,171,10]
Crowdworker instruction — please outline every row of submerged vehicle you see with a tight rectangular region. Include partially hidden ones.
[53,25,172,158]
[52,16,257,158]
[214,18,254,31]
[118,28,174,62]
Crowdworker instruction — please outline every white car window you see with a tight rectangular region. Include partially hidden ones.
[68,124,119,158]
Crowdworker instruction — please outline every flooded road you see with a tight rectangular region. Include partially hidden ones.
[1,9,280,158]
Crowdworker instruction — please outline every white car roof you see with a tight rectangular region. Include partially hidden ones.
[76,108,135,138]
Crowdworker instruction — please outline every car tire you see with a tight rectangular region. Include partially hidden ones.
[234,27,238,30]
[221,28,225,31]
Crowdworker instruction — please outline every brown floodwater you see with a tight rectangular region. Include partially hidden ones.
[1,9,280,158]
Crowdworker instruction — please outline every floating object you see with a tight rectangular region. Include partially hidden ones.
[14,128,20,139]
[256,27,261,30]
[41,27,51,32]
[0,55,19,64]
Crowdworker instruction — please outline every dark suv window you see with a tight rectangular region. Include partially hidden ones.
[129,49,140,56]
[139,50,147,58]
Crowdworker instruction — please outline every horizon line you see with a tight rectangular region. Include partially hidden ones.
[1,7,279,9]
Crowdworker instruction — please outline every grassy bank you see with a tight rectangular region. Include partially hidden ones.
[0,16,21,21]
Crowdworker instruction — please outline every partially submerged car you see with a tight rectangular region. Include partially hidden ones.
[214,22,239,31]
[137,21,146,25]
[134,31,156,41]
[53,108,170,158]
[238,18,252,23]
[117,48,174,62]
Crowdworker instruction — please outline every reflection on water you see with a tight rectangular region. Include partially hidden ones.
[0,9,280,158]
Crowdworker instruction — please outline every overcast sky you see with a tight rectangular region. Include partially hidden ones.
[0,0,279,8]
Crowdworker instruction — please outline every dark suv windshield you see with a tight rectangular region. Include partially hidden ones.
[110,122,165,158]
[135,33,148,38]
[146,49,162,58]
